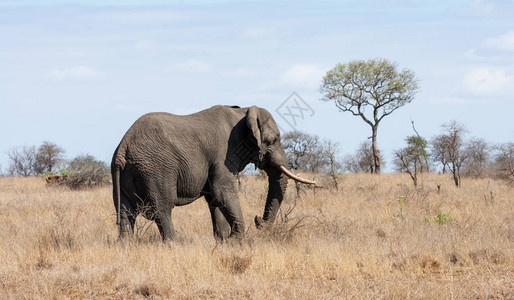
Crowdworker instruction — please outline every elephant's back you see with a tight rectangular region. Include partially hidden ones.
[127,111,221,143]
[116,106,245,166]
[117,112,219,173]
[122,112,200,157]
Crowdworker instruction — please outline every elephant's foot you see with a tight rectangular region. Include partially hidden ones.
[157,221,177,242]
[228,230,245,240]
[117,221,134,242]
[254,215,263,228]
[118,233,132,243]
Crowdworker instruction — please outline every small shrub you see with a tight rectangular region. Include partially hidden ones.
[65,154,110,189]
[433,211,456,224]
[42,163,72,177]
[394,196,406,219]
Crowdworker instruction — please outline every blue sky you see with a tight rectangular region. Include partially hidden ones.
[1,0,513,173]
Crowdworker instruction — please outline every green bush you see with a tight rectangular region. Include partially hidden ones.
[424,212,457,224]
[65,154,110,189]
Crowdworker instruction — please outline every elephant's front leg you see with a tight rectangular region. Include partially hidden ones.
[218,199,245,238]
[207,202,231,240]
[208,170,245,238]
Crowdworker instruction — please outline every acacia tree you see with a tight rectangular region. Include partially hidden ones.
[282,131,323,171]
[322,140,341,190]
[463,138,490,178]
[435,120,468,187]
[35,141,65,174]
[394,135,429,187]
[356,141,375,173]
[343,141,385,173]
[493,142,514,182]
[430,135,450,174]
[320,58,419,173]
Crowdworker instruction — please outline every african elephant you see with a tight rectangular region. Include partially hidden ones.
[111,105,315,241]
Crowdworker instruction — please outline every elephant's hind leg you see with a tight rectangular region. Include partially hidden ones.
[117,176,137,240]
[118,200,136,240]
[149,182,177,241]
[155,208,176,241]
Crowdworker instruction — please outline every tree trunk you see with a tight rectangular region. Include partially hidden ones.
[413,160,418,187]
[457,164,462,187]
[452,163,459,187]
[406,169,417,187]
[330,158,339,190]
[371,126,381,174]
[453,172,459,187]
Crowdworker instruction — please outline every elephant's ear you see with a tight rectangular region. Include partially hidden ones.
[246,106,262,150]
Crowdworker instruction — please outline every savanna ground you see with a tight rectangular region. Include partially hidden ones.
[0,173,512,299]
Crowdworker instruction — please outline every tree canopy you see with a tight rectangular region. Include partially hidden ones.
[394,135,429,186]
[320,58,419,173]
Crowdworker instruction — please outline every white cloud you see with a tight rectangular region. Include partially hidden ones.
[462,67,514,96]
[279,64,327,88]
[485,31,514,52]
[464,49,487,60]
[463,48,503,62]
[174,59,212,73]
[47,66,103,82]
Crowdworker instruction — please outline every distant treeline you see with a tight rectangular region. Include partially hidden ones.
[280,121,513,187]
[4,141,110,189]
[3,124,513,189]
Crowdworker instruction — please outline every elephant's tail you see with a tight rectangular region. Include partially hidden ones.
[112,143,126,227]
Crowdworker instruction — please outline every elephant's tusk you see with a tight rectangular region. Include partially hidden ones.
[279,166,316,185]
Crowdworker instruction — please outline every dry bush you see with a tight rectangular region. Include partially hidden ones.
[65,154,110,189]
[0,173,512,299]
[219,253,253,274]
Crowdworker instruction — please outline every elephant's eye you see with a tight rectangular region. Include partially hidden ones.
[264,138,277,146]
[266,136,278,146]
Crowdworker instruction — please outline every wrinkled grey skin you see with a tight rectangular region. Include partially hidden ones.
[111,105,289,241]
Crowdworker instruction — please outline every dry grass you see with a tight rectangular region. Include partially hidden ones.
[0,173,512,299]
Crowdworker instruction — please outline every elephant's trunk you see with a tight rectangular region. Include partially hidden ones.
[255,167,288,228]
[254,145,316,228]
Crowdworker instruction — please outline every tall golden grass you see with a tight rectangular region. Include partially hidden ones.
[0,173,512,299]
